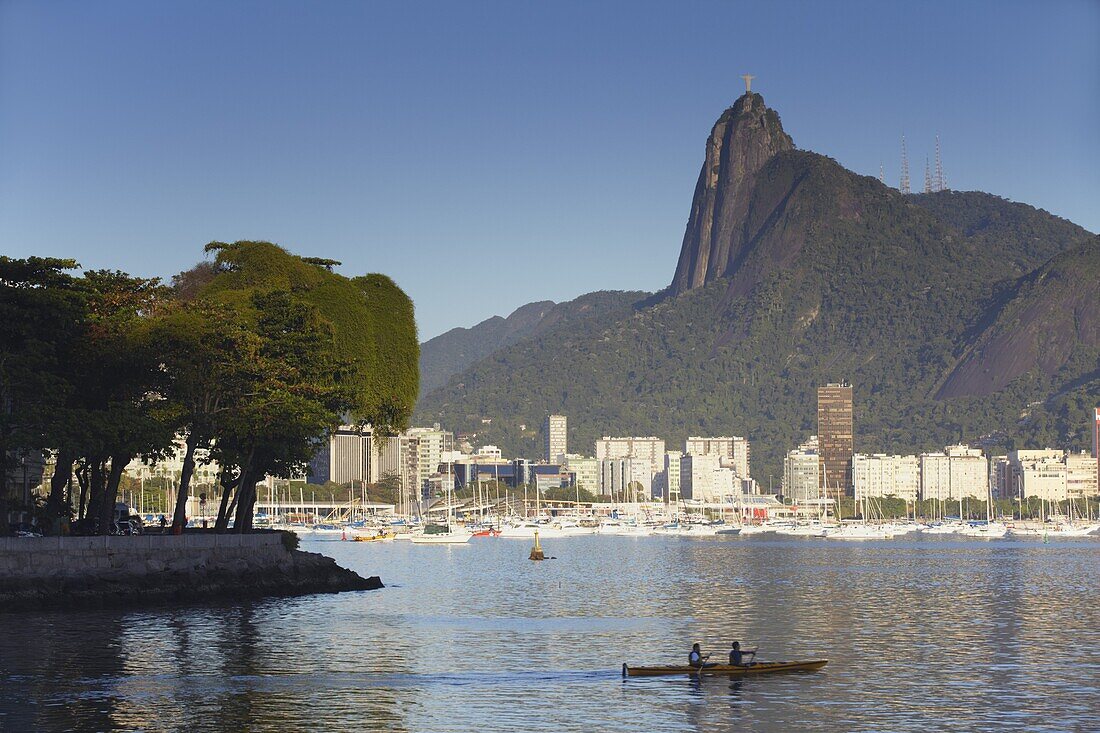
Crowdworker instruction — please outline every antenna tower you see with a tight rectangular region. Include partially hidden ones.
[878,163,885,184]
[924,157,932,193]
[899,136,911,194]
[934,135,946,192]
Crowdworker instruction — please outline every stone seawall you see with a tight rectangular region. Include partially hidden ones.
[0,532,381,611]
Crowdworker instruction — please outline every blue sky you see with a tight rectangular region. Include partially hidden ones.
[2,1,1097,340]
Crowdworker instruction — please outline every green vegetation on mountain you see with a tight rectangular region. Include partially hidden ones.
[419,290,647,396]
[416,99,1097,485]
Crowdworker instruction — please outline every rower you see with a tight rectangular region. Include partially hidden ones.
[688,643,713,669]
[729,641,756,666]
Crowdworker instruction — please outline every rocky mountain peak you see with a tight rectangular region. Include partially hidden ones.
[669,92,794,295]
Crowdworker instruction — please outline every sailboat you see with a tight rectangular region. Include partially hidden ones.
[411,452,471,544]
[958,479,1007,538]
[827,493,893,540]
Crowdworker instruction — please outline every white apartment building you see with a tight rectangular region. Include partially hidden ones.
[126,436,221,487]
[919,445,988,501]
[852,453,919,502]
[595,437,666,477]
[371,427,453,502]
[680,461,741,503]
[1066,451,1099,498]
[685,436,751,478]
[782,436,820,503]
[995,449,1098,501]
[561,454,599,492]
[543,414,568,463]
[599,456,653,499]
[477,445,503,461]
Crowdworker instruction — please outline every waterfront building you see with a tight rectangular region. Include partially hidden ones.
[919,445,988,501]
[1066,451,1098,498]
[664,451,683,504]
[685,436,750,478]
[782,436,820,503]
[543,414,568,463]
[599,456,653,499]
[532,470,569,494]
[453,460,515,489]
[595,437,666,477]
[409,427,452,497]
[817,383,853,498]
[307,425,377,486]
[679,453,719,501]
[853,453,919,502]
[372,427,452,506]
[1018,453,1067,502]
[991,455,1012,499]
[561,454,599,492]
[126,436,221,488]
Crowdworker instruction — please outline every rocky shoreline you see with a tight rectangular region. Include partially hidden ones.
[0,533,382,612]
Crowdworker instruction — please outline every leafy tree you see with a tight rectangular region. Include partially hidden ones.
[188,241,417,532]
[0,257,86,532]
[147,300,260,532]
[67,271,174,532]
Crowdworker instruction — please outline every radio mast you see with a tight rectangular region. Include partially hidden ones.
[900,135,911,194]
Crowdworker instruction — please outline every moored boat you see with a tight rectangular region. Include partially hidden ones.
[622,659,828,677]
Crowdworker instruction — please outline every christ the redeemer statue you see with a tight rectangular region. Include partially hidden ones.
[741,74,755,93]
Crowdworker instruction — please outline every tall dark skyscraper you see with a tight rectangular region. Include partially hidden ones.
[817,383,854,499]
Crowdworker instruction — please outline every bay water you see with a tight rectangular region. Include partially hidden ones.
[2,534,1098,732]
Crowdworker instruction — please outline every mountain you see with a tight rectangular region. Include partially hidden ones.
[419,290,647,396]
[937,237,1100,399]
[416,93,1098,483]
[671,92,794,295]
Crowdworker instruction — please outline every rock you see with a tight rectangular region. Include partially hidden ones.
[670,92,794,296]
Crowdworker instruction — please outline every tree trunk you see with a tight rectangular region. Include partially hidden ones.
[85,459,105,531]
[233,470,259,533]
[170,432,200,534]
[76,462,89,521]
[47,448,75,527]
[214,470,240,533]
[97,455,129,533]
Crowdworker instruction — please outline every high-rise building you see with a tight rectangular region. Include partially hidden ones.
[817,383,853,498]
[595,437,666,477]
[561,454,599,492]
[1066,451,1098,499]
[599,457,654,499]
[543,414,567,463]
[664,451,683,504]
[308,425,376,486]
[853,453,919,502]
[680,453,720,502]
[919,445,988,501]
[782,436,820,502]
[685,436,751,478]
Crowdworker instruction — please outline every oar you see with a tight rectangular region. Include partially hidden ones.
[690,654,712,674]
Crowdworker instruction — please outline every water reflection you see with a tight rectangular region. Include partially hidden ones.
[1,535,1097,732]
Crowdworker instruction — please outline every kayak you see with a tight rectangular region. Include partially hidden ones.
[622,660,827,677]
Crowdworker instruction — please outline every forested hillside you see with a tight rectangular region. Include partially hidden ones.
[419,290,646,395]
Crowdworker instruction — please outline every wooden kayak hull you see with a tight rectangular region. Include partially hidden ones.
[622,660,827,677]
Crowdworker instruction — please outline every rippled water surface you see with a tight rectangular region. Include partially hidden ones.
[2,535,1098,732]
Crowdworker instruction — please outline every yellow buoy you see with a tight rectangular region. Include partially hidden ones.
[529,528,545,561]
